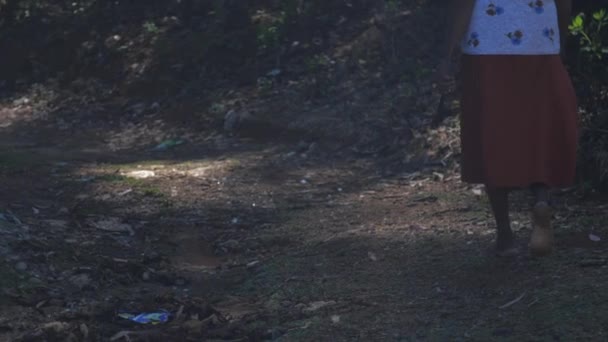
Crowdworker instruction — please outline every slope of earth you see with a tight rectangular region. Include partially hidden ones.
[1,111,608,341]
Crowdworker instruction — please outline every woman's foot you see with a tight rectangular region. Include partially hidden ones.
[529,202,554,256]
[496,229,518,257]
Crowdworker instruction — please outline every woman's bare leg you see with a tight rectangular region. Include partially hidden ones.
[486,186,515,254]
[530,183,553,256]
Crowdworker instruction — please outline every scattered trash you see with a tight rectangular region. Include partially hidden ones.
[589,233,602,242]
[331,315,341,324]
[300,179,308,184]
[90,217,134,235]
[32,207,40,215]
[124,170,155,179]
[499,292,526,309]
[153,139,185,151]
[231,217,240,225]
[118,310,170,324]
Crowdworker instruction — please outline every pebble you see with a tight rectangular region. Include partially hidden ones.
[69,273,92,289]
[15,261,28,271]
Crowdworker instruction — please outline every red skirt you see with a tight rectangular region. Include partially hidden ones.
[460,55,579,188]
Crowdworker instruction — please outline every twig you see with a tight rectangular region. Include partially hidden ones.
[499,292,526,309]
[527,298,539,308]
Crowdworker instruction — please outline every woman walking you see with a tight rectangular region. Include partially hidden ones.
[436,0,578,256]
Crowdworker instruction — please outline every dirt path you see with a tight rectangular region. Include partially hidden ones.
[1,117,608,342]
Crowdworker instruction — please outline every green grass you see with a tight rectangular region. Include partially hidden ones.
[95,173,166,198]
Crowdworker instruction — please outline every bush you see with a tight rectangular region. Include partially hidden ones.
[569,8,608,187]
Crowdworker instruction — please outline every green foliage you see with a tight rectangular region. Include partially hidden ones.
[569,9,608,60]
[143,21,160,35]
[569,8,608,187]
[256,12,286,53]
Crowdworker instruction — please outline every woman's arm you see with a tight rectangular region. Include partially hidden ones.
[440,0,476,60]
[555,0,573,54]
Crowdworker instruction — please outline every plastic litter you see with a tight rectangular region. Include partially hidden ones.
[118,310,170,324]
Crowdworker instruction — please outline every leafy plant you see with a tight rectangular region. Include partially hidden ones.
[143,21,160,34]
[569,9,608,60]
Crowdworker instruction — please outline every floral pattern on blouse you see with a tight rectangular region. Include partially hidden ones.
[461,0,560,55]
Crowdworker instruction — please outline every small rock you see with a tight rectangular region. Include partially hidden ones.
[42,321,69,334]
[142,271,151,281]
[69,273,92,289]
[220,239,240,250]
[15,261,28,271]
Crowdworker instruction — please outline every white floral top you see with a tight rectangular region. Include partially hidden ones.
[461,0,561,55]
